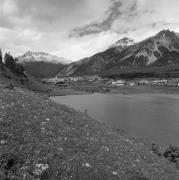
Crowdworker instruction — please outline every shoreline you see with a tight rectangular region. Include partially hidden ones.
[51,92,179,148]
[47,84,179,97]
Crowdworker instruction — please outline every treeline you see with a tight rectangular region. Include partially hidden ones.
[101,65,179,79]
[0,49,24,75]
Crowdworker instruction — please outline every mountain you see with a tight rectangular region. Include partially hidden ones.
[57,37,134,77]
[17,51,71,78]
[107,30,179,69]
[109,37,135,49]
[18,51,71,64]
[57,30,179,78]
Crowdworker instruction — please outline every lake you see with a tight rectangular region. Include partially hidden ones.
[51,93,179,147]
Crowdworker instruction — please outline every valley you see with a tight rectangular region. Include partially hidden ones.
[1,0,179,179]
[1,29,179,179]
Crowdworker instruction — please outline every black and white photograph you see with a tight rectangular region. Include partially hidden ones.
[1,0,179,179]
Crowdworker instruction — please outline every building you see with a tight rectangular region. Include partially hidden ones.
[112,80,126,86]
[167,79,179,87]
[128,82,135,86]
[153,79,168,85]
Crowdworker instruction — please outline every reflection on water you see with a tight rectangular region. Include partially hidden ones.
[51,93,179,147]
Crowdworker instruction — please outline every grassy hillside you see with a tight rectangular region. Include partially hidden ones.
[0,86,179,179]
[0,66,51,93]
[22,61,66,78]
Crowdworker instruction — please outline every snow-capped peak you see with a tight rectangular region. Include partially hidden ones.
[110,37,135,48]
[17,51,71,64]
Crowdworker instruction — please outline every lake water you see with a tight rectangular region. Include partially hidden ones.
[51,93,179,147]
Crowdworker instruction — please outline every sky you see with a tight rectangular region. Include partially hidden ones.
[0,0,179,61]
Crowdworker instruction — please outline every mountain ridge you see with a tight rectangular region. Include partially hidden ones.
[57,29,179,78]
[17,51,71,64]
[17,51,71,78]
[57,37,135,77]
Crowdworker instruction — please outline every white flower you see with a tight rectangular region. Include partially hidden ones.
[58,147,63,151]
[0,139,6,144]
[103,146,109,151]
[46,118,50,121]
[34,163,49,175]
[112,171,118,175]
[82,163,91,168]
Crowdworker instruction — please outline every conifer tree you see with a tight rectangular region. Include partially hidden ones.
[0,49,4,70]
[0,49,2,64]
[4,53,15,72]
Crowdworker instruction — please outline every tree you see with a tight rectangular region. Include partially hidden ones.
[14,63,24,75]
[4,53,25,75]
[0,49,4,70]
[4,53,15,72]
[0,49,2,64]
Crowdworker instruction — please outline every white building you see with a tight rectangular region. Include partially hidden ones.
[112,80,126,86]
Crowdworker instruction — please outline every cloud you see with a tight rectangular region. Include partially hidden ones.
[0,0,110,32]
[0,0,179,61]
[0,0,110,56]
[70,0,123,37]
[70,0,179,38]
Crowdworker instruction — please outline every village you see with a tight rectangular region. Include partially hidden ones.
[43,75,179,88]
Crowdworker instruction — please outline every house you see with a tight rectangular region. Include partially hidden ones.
[112,80,126,86]
[167,79,179,87]
[117,80,126,86]
[153,79,168,85]
[112,81,117,85]
[128,82,135,86]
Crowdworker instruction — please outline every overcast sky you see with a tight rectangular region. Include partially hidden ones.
[0,0,179,61]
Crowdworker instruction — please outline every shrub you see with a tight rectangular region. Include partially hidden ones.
[151,143,162,157]
[163,145,179,162]
[14,63,24,75]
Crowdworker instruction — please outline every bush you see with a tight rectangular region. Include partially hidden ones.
[163,145,179,162]
[151,143,162,157]
[14,63,24,75]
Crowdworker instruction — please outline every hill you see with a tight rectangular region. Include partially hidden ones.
[0,52,51,93]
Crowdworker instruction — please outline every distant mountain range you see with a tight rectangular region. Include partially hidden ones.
[17,51,71,78]
[57,30,179,78]
[16,30,179,79]
[18,51,71,64]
